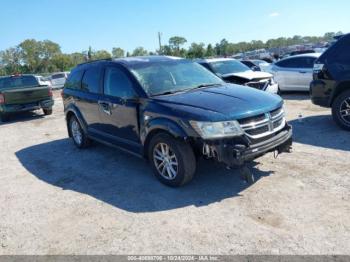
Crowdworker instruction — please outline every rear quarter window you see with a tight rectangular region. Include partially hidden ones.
[319,35,350,65]
[81,66,102,93]
[64,70,84,90]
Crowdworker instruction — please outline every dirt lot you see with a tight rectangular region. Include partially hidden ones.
[0,91,349,255]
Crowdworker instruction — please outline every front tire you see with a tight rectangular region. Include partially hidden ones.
[69,115,91,148]
[332,90,350,131]
[0,113,9,122]
[148,133,196,187]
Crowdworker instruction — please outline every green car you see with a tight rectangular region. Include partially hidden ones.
[0,74,54,122]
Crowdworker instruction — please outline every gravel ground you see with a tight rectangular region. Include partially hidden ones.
[0,91,349,255]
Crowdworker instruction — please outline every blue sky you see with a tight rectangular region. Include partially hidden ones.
[0,0,349,53]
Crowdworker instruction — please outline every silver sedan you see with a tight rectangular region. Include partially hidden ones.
[267,53,321,92]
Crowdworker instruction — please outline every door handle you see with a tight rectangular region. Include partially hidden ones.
[98,101,111,115]
[299,71,307,74]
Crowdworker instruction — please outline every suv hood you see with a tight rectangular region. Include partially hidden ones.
[153,84,282,121]
[222,70,273,81]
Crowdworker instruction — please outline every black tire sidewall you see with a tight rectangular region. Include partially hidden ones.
[0,113,9,122]
[43,108,53,115]
[148,133,194,187]
[332,90,350,131]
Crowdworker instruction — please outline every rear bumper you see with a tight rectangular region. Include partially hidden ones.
[310,80,331,107]
[202,124,293,167]
[0,99,54,113]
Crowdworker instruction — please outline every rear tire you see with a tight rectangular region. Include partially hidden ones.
[148,133,196,187]
[332,90,350,131]
[43,108,53,115]
[0,113,9,122]
[68,115,91,148]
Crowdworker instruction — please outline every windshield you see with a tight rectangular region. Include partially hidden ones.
[210,60,251,75]
[131,61,223,96]
[0,75,39,90]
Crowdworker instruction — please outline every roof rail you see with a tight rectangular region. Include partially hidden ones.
[77,58,113,66]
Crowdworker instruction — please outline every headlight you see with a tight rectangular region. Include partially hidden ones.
[190,120,244,139]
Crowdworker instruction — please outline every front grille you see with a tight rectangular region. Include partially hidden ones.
[245,125,269,136]
[238,107,285,139]
[237,113,266,125]
[271,107,283,118]
[273,118,284,129]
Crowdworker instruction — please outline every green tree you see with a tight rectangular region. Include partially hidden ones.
[169,36,187,56]
[187,42,206,58]
[161,45,173,56]
[112,47,125,58]
[51,54,74,72]
[131,47,148,56]
[92,50,112,60]
[19,39,42,73]
[205,44,215,57]
[0,47,22,74]
[69,52,86,65]
[215,39,230,56]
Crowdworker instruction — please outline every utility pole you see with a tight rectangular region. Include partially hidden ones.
[158,32,162,55]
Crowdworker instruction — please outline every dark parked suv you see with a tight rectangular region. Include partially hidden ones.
[63,56,292,186]
[310,33,350,130]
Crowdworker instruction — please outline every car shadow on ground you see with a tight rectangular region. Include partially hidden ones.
[15,139,273,213]
[290,114,350,152]
[0,110,45,125]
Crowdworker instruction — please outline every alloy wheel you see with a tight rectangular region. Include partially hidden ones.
[340,97,350,125]
[71,118,83,145]
[153,143,178,180]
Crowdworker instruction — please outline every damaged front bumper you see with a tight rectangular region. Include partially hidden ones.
[201,124,292,167]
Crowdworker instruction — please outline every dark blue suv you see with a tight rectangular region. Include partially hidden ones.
[63,56,292,187]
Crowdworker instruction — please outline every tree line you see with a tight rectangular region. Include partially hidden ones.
[0,32,342,76]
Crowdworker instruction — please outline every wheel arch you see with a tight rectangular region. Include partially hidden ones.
[65,105,88,137]
[142,118,189,158]
[331,81,350,106]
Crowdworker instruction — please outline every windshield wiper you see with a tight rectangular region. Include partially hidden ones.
[186,83,223,92]
[151,84,222,97]
[151,90,183,96]
[195,83,222,89]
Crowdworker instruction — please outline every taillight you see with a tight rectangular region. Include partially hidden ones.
[48,88,53,97]
[60,90,64,98]
[0,94,5,104]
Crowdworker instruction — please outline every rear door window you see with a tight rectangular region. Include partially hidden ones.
[81,66,103,93]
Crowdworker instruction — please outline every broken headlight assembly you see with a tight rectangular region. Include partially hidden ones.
[190,120,244,139]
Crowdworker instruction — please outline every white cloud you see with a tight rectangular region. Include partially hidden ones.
[269,12,280,17]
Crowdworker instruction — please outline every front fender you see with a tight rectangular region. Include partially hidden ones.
[141,117,190,145]
[331,81,350,105]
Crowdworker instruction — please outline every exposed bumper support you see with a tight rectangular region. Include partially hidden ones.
[202,124,293,167]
